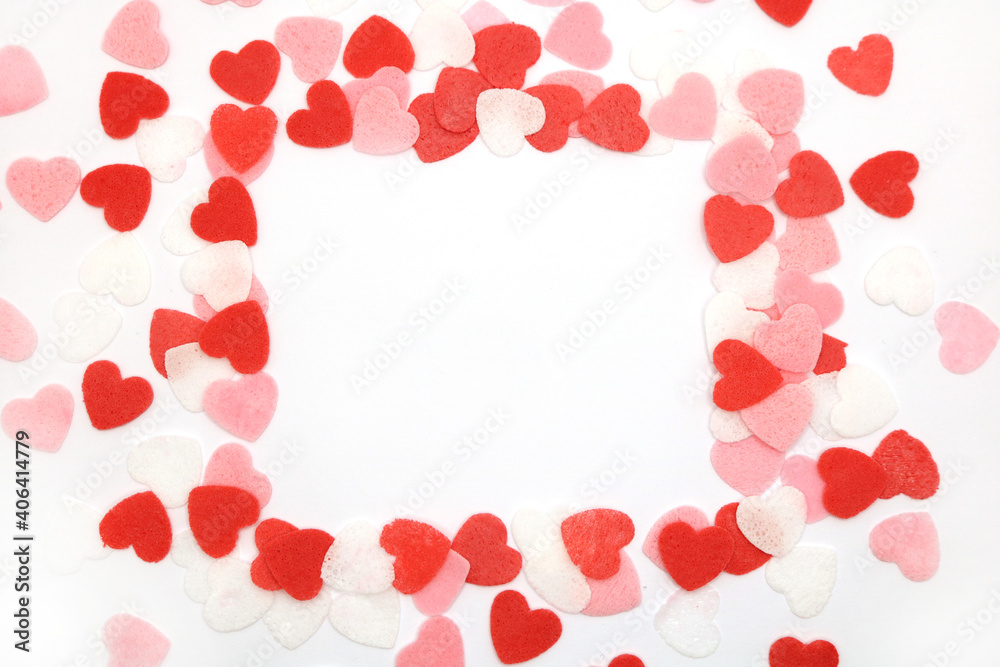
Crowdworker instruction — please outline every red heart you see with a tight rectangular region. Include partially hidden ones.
[813,334,848,375]
[287,80,353,149]
[828,34,893,97]
[191,177,258,246]
[410,93,479,163]
[775,151,844,217]
[712,339,784,411]
[99,72,169,139]
[714,502,771,575]
[754,0,813,27]
[609,656,645,667]
[149,309,205,378]
[343,16,414,78]
[210,40,281,105]
[80,164,152,232]
[525,84,584,153]
[82,360,153,430]
[704,194,775,263]
[490,590,562,665]
[210,104,278,174]
[199,301,270,375]
[434,67,493,133]
[99,491,172,563]
[187,485,260,558]
[262,528,335,601]
[818,447,887,519]
[250,518,298,591]
[769,637,839,667]
[872,430,939,500]
[473,24,541,90]
[657,521,734,591]
[578,84,650,153]
[849,151,918,218]
[451,513,522,586]
[561,509,634,580]
[380,518,452,594]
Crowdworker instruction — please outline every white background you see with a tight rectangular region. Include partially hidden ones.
[1,0,1000,665]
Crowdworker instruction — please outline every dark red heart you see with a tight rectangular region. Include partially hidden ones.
[828,34,893,97]
[769,637,840,667]
[434,67,493,133]
[578,84,649,153]
[262,528,335,601]
[850,151,919,218]
[343,16,414,78]
[80,164,152,232]
[775,151,844,217]
[250,518,298,591]
[187,485,260,558]
[490,590,562,665]
[99,72,169,139]
[191,177,257,246]
[380,519,451,594]
[704,194,775,263]
[714,502,771,575]
[410,93,479,164]
[813,334,848,375]
[525,84,584,153]
[818,447,887,519]
[451,513,522,586]
[82,360,153,430]
[210,104,278,174]
[210,40,281,105]
[561,509,634,580]
[872,430,939,500]
[287,80,353,149]
[754,0,813,27]
[473,24,541,89]
[99,491,172,563]
[149,309,205,378]
[657,521,734,591]
[712,339,784,411]
[198,300,270,375]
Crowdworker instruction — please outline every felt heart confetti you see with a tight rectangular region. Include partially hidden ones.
[524,84,584,153]
[198,300,270,374]
[6,157,81,222]
[643,506,711,571]
[776,216,840,274]
[165,342,236,412]
[714,502,771,575]
[869,512,939,582]
[411,93,480,162]
[776,151,844,217]
[765,545,837,618]
[712,242,781,310]
[451,513,522,586]
[540,70,604,138]
[102,0,169,69]
[204,558,276,632]
[850,150,919,218]
[774,269,843,328]
[210,104,279,174]
[127,436,203,509]
[381,519,452,594]
[736,486,807,557]
[410,2,476,71]
[287,80,354,149]
[582,552,641,617]
[578,84,649,153]
[935,301,999,373]
[211,41,281,105]
[754,303,823,373]
[769,638,839,667]
[1,384,73,453]
[704,195,774,264]
[657,521,733,591]
[865,245,934,315]
[203,443,272,507]
[52,292,123,363]
[781,456,829,523]
[171,531,214,603]
[705,292,771,353]
[103,613,171,667]
[0,297,37,362]
[322,521,397,594]
[204,129,274,184]
[872,430,939,500]
[544,2,613,71]
[79,232,151,307]
[203,372,278,442]
[561,509,634,580]
[182,240,253,311]
[710,408,752,443]
[275,17,343,83]
[100,491,172,563]
[328,588,400,648]
[650,72,717,141]
[713,339,784,411]
[490,590,562,665]
[706,134,778,202]
[344,16,415,78]
[188,484,260,558]
[252,519,297,591]
[262,527,335,600]
[511,507,591,613]
[149,309,205,377]
[738,69,804,135]
[710,436,784,496]
[814,334,848,375]
[434,67,490,133]
[476,88,546,157]
[162,191,211,255]
[828,34,893,97]
[135,116,205,183]
[473,24,541,89]
[81,164,152,232]
[412,550,470,615]
[754,0,813,27]
[83,360,153,430]
[397,616,464,667]
[462,1,509,34]
[817,447,887,519]
[0,45,48,116]
[654,587,721,658]
[829,364,897,438]
[353,86,421,155]
[263,589,332,650]
[99,72,169,140]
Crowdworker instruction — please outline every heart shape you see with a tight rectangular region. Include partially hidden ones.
[649,72,717,141]
[203,442,272,508]
[780,455,829,523]
[490,590,562,665]
[769,637,839,667]
[327,588,400,648]
[191,177,257,246]
[344,66,411,113]
[774,269,843,328]
[210,40,280,105]
[6,157,80,222]
[472,23,541,89]
[274,17,342,83]
[0,45,47,116]
[817,447,887,518]
[321,520,396,594]
[343,16,415,78]
[99,72,170,140]
[82,360,153,430]
[210,104,278,174]
[52,292,122,363]
[198,299,269,374]
[710,435,784,496]
[710,408,752,443]
[462,1,511,34]
[828,34,893,96]
[410,93,479,163]
[103,613,171,667]
[754,303,823,373]
[451,513,522,586]
[135,116,204,183]
[181,240,253,312]
[511,508,591,613]
[657,521,734,591]
[262,528,335,601]
[101,0,169,69]
[99,491,172,563]
[524,84,584,153]
[410,2,476,71]
[814,334,848,375]
[149,308,205,377]
[251,518,298,591]
[712,339,784,411]
[714,502,770,575]
[412,550,470,616]
[706,134,778,202]
[380,518,451,594]
[736,486,807,557]
[643,507,710,571]
[850,150,919,218]
[165,343,234,412]
[864,245,934,315]
[353,86,420,155]
[203,372,278,443]
[705,292,771,353]
[764,545,837,618]
[263,588,331,649]
[476,88,546,157]
[80,164,152,232]
[869,512,939,582]
[204,559,276,632]
[187,484,260,558]
[776,150,844,217]
[171,531,214,603]
[582,553,641,617]
[0,297,36,362]
[703,194,774,264]
[578,84,650,153]
[737,68,804,135]
[776,215,840,274]
[754,0,813,27]
[653,588,721,658]
[127,436,202,509]
[162,190,211,256]
[874,428,938,500]
[561,508,634,580]
[829,364,897,438]
[935,301,999,374]
[204,130,274,184]
[540,70,604,138]
[435,67,493,133]
[544,2,613,71]
[1,384,74,453]
[79,232,151,307]
[287,80,353,149]
[398,616,464,667]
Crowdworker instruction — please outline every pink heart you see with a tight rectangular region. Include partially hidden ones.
[771,131,800,173]
[0,46,48,116]
[740,383,813,452]
[342,66,411,114]
[275,17,343,83]
[352,86,420,155]
[412,550,470,617]
[101,0,169,69]
[754,303,823,372]
[0,298,36,362]
[103,613,171,667]
[583,552,641,616]
[642,506,710,572]
[203,372,277,442]
[776,215,840,274]
[396,616,464,667]
[204,130,274,186]
[710,435,785,496]
[193,275,269,321]
[6,157,81,222]
[737,68,804,135]
[706,134,779,202]
[869,512,939,582]
[649,72,717,141]
[1,384,74,453]
[775,269,844,327]
[543,2,613,71]
[780,455,828,523]
[203,442,272,508]
[540,70,603,138]
[462,1,510,35]
[934,301,999,374]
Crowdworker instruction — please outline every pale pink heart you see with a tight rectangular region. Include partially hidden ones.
[0,297,37,361]
[779,370,810,387]
[642,506,710,571]
[203,442,272,507]
[705,134,778,202]
[543,2,612,71]
[412,550,470,616]
[710,435,784,496]
[0,46,48,116]
[540,70,603,138]
[203,131,274,185]
[352,87,420,155]
[776,216,840,274]
[869,512,939,582]
[737,68,804,135]
[740,383,813,452]
[774,269,844,328]
[342,67,410,114]
[101,0,169,69]
[203,372,278,443]
[275,17,342,83]
[649,72,717,141]
[462,1,510,35]
[935,301,999,374]
[1,384,74,453]
[780,455,828,523]
[583,552,641,616]
[754,303,823,372]
[103,613,171,667]
[396,616,464,667]
[6,157,80,222]
[194,275,269,321]
[770,131,800,173]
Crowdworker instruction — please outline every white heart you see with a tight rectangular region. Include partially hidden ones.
[801,372,842,441]
[736,486,807,557]
[204,558,275,632]
[629,30,692,81]
[162,189,210,256]
[712,110,775,150]
[653,586,721,658]
[411,2,475,71]
[705,291,771,353]
[52,292,122,363]
[181,240,253,311]
[710,408,752,443]
[864,246,934,316]
[765,545,837,618]
[476,89,546,158]
[657,54,726,100]
[127,436,203,508]
[830,364,897,438]
[721,49,774,114]
[136,116,205,183]
[321,521,395,594]
[306,0,357,18]
[165,342,235,412]
[41,497,110,575]
[264,590,332,650]
[511,507,591,614]
[328,588,400,649]
[712,242,780,310]
[171,530,215,603]
[79,232,151,306]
